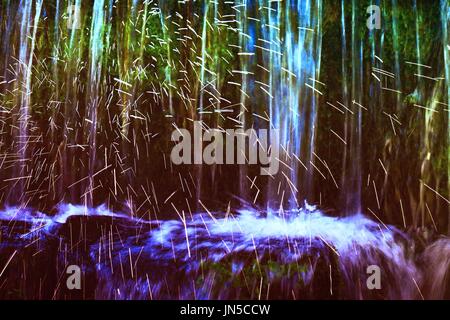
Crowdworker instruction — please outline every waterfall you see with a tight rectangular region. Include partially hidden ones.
[340,0,349,213]
[341,0,363,215]
[85,0,106,206]
[257,0,322,209]
[184,0,323,208]
[0,0,446,217]
[13,0,43,204]
[0,0,450,301]
[236,0,252,201]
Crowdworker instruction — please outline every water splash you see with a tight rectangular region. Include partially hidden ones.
[0,204,434,299]
[13,0,43,203]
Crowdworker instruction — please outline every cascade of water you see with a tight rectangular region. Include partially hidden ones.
[259,0,322,209]
[309,0,323,197]
[367,0,384,216]
[261,0,281,208]
[50,0,61,143]
[13,0,31,203]
[61,0,83,202]
[341,0,362,215]
[86,0,106,206]
[416,1,429,228]
[193,0,231,204]
[340,0,349,211]
[236,0,248,200]
[119,0,138,138]
[14,0,43,204]
[193,1,210,207]
[0,0,447,227]
[209,0,224,198]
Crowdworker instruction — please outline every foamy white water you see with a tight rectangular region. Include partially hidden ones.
[0,203,448,299]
